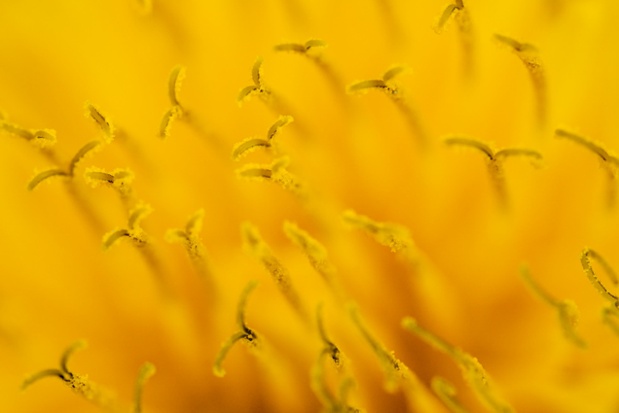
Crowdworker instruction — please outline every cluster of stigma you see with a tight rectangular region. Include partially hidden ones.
[1,1,619,413]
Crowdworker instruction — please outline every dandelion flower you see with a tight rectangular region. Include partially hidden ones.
[1,1,619,412]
